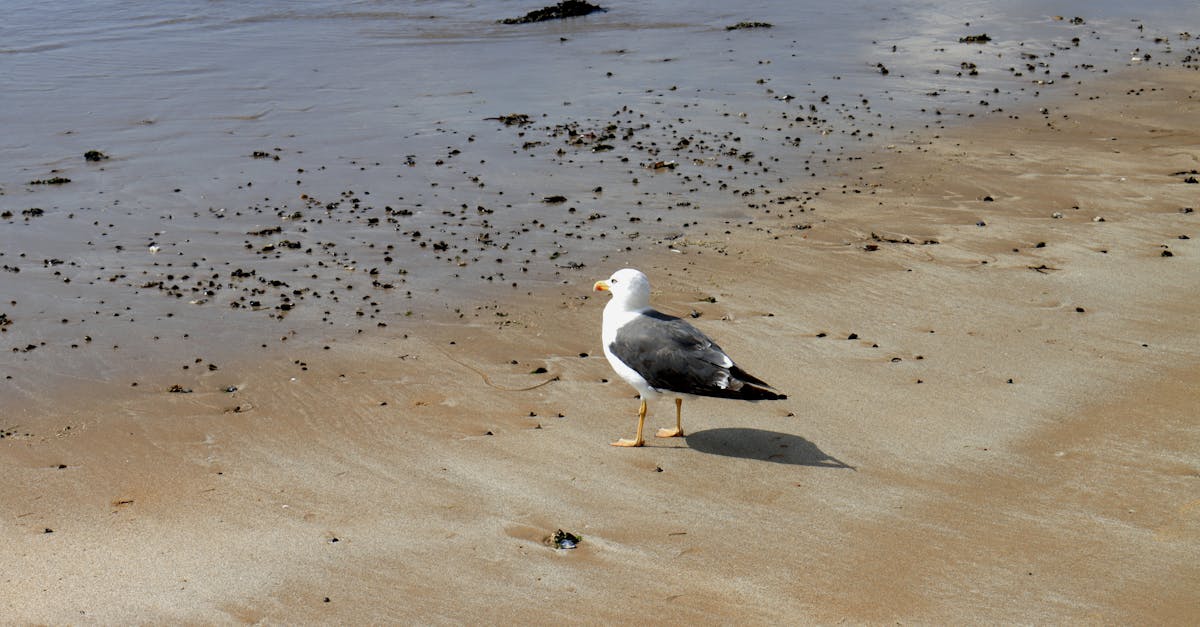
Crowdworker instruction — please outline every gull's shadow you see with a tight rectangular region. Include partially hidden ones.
[686,428,855,469]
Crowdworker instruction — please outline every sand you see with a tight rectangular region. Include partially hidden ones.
[3,67,1199,623]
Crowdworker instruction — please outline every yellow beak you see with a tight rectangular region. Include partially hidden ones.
[593,280,610,292]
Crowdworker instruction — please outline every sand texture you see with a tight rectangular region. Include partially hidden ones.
[3,69,1199,624]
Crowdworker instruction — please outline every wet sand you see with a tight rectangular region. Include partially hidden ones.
[4,62,1200,627]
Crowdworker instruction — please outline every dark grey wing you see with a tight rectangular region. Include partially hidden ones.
[609,310,784,400]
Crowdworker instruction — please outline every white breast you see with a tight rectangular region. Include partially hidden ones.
[601,303,658,398]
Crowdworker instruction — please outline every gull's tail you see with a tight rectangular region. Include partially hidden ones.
[726,366,786,401]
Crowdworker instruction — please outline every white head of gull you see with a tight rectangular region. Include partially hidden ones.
[593,268,785,447]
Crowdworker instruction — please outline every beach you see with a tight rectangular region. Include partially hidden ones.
[3,2,1200,623]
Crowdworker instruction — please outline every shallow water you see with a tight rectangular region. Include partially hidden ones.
[2,0,1197,404]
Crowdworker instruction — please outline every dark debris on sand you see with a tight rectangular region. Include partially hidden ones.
[549,529,581,549]
[726,21,774,31]
[959,33,992,44]
[485,113,533,126]
[500,1,605,25]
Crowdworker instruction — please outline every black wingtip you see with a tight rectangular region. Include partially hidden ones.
[739,385,786,401]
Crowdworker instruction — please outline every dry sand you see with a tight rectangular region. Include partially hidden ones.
[3,67,1199,624]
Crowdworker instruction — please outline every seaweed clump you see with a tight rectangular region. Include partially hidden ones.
[485,113,533,126]
[726,21,773,31]
[500,1,605,25]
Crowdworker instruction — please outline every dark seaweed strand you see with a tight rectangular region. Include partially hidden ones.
[500,1,606,25]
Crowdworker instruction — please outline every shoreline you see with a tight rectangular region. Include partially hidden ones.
[8,3,1199,411]
[4,63,1200,622]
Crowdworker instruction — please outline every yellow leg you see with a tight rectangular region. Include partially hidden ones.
[612,399,647,447]
[656,398,685,438]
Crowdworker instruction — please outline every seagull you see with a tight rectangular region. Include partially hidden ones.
[592,268,786,447]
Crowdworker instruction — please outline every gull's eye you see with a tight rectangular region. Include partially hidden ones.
[610,278,618,283]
